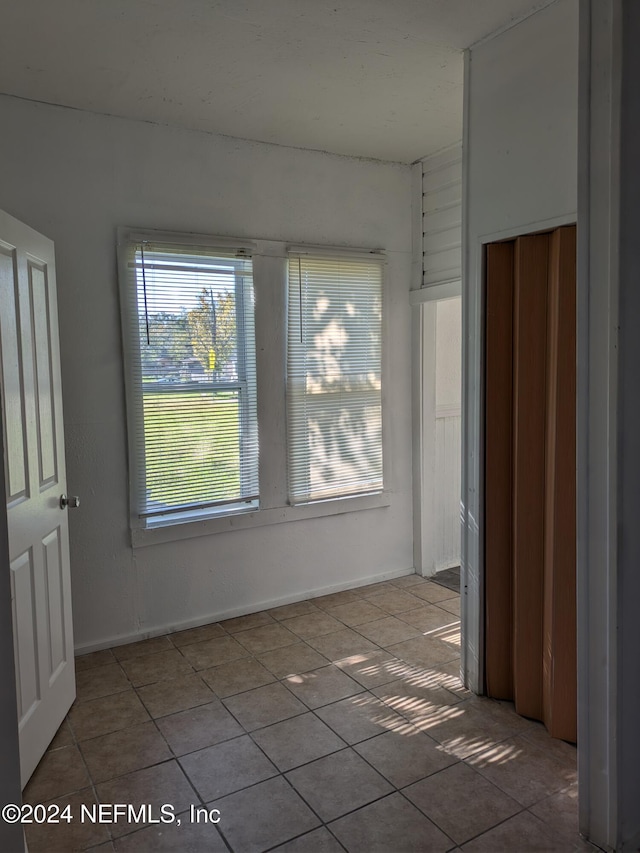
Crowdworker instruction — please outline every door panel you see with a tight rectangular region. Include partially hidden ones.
[0,246,29,504]
[43,527,66,677]
[542,226,577,741]
[512,234,549,722]
[10,549,40,721]
[0,209,75,786]
[484,242,514,700]
[29,261,58,487]
[484,225,576,742]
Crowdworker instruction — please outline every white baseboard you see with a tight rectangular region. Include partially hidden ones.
[74,565,416,656]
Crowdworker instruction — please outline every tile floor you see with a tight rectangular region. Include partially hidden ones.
[23,574,595,852]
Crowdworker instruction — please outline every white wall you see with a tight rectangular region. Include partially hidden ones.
[461,0,578,687]
[0,95,413,650]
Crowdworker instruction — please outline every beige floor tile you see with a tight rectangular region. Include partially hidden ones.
[49,718,74,749]
[212,776,320,851]
[136,673,214,718]
[355,727,458,787]
[390,574,430,589]
[95,761,194,839]
[201,658,275,698]
[315,693,411,745]
[430,658,473,698]
[358,581,397,598]
[412,699,528,759]
[80,720,172,783]
[438,598,461,617]
[234,622,299,654]
[70,689,150,741]
[519,720,578,764]
[267,600,321,621]
[169,622,226,647]
[329,792,452,853]
[75,663,130,703]
[460,810,569,852]
[405,762,521,845]
[23,744,91,804]
[386,635,460,668]
[334,650,409,689]
[286,749,393,822]
[466,734,577,807]
[155,701,243,755]
[306,628,379,661]
[355,616,422,647]
[178,635,248,670]
[257,643,330,678]
[470,695,538,730]
[391,659,467,693]
[222,682,307,731]
[284,665,364,709]
[251,712,346,771]
[221,610,276,633]
[366,588,425,614]
[115,815,228,852]
[410,583,460,604]
[75,648,116,671]
[112,636,174,661]
[325,599,387,627]
[372,677,462,722]
[529,783,580,845]
[399,603,461,632]
[282,611,344,640]
[24,787,110,852]
[180,734,277,800]
[426,622,461,654]
[119,649,194,687]
[312,590,360,609]
[273,826,345,852]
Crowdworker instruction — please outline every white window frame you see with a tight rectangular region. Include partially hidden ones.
[118,230,391,548]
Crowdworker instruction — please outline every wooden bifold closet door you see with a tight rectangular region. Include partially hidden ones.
[484,225,576,743]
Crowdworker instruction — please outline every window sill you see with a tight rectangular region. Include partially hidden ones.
[130,491,392,549]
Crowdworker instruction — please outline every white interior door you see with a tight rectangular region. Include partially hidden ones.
[0,209,75,787]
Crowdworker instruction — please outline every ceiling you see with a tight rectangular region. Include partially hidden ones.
[0,0,554,163]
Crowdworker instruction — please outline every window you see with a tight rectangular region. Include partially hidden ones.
[119,230,388,541]
[119,234,258,526]
[286,252,384,503]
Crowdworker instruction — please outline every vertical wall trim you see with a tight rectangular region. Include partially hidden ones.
[461,47,484,694]
[412,303,437,575]
[615,1,640,848]
[577,0,620,848]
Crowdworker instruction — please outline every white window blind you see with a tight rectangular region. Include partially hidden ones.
[121,240,258,523]
[286,252,383,504]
